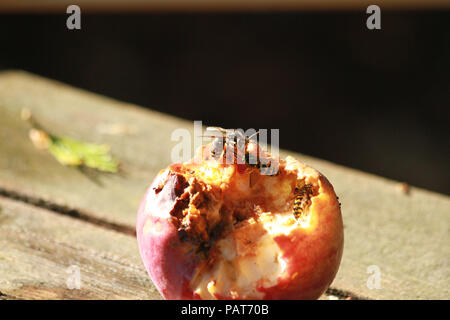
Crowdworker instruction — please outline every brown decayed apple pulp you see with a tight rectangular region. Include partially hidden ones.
[136,142,344,300]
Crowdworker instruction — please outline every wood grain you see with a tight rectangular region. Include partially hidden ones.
[0,70,449,299]
[0,70,191,228]
[0,196,161,299]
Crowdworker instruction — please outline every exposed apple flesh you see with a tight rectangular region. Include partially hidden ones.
[137,144,344,300]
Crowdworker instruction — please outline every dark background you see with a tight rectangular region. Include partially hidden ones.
[1,11,449,195]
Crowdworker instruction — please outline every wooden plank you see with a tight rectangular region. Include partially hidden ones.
[1,0,449,13]
[0,70,449,299]
[0,70,191,229]
[0,195,161,299]
[319,168,450,299]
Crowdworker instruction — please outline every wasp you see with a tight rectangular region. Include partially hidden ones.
[205,127,278,176]
[206,127,246,163]
[205,127,256,164]
[293,183,313,220]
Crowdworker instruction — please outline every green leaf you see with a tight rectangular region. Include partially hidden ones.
[22,109,119,173]
[48,135,119,173]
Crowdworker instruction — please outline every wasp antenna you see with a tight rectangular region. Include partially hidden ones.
[206,127,227,133]
[248,131,260,140]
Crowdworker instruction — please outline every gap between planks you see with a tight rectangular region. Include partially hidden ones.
[0,291,18,300]
[0,185,366,300]
[0,187,135,236]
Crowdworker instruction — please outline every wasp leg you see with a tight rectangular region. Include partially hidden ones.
[260,163,279,176]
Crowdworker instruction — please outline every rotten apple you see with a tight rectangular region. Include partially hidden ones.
[136,137,343,300]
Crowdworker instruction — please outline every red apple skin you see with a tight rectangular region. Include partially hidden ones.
[137,163,343,300]
[136,168,199,299]
[258,176,343,300]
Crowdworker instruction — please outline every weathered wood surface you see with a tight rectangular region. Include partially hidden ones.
[0,71,449,299]
[0,196,161,299]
